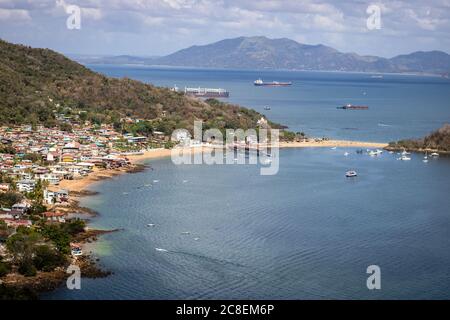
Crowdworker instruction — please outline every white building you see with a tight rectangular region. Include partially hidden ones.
[16,179,36,193]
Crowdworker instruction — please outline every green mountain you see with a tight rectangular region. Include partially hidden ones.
[80,36,450,75]
[0,39,271,134]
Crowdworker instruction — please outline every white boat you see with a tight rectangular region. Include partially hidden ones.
[71,249,83,256]
[399,155,411,161]
[369,149,382,156]
[401,150,411,155]
[346,170,357,177]
[344,152,349,156]
[155,248,168,252]
[147,223,155,227]
[430,152,439,157]
[331,147,337,150]
[423,159,429,163]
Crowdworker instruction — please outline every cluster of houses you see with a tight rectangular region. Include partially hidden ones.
[0,123,153,241]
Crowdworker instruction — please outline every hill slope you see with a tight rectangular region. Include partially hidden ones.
[148,36,450,74]
[0,39,268,133]
[387,124,450,153]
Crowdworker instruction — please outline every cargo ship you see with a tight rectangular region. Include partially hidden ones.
[182,87,229,98]
[254,79,292,87]
[337,104,369,110]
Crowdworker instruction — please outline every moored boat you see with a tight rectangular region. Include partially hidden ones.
[430,152,439,157]
[346,170,357,177]
[183,87,229,98]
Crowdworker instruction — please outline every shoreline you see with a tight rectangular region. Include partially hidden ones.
[22,139,386,299]
[85,63,446,78]
[56,140,388,194]
[1,229,115,299]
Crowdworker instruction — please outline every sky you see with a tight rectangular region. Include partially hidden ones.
[1,0,450,58]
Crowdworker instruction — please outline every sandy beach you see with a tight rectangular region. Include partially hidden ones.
[279,140,388,149]
[54,140,387,194]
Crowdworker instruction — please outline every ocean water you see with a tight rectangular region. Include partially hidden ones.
[43,66,450,300]
[88,65,450,142]
[44,149,450,300]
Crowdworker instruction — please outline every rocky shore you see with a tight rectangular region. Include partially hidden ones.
[0,229,116,300]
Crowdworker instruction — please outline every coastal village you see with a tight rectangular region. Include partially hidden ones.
[0,114,177,293]
[0,106,278,296]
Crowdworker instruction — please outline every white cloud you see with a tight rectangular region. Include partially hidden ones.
[0,8,31,21]
[0,0,449,57]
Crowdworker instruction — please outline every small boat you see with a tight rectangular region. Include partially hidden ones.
[344,152,349,156]
[71,248,83,256]
[155,248,168,252]
[193,238,200,241]
[401,150,410,156]
[430,152,439,157]
[181,231,191,235]
[147,223,156,227]
[346,171,357,177]
[369,149,382,156]
[264,106,271,110]
[153,180,159,183]
[356,149,364,154]
[331,147,337,150]
[398,155,411,161]
[423,159,429,163]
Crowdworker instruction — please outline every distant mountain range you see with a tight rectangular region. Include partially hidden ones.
[73,36,450,75]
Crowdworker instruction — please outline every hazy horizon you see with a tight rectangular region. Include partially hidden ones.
[4,35,450,61]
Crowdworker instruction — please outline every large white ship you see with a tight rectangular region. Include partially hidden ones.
[172,85,229,98]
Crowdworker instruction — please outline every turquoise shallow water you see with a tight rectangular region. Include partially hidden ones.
[43,66,450,300]
[44,148,450,299]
